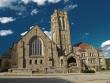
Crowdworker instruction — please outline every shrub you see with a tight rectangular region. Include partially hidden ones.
[101,68,106,70]
[82,69,95,73]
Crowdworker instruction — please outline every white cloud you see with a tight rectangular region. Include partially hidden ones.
[0,17,15,24]
[21,0,61,5]
[107,47,110,50]
[0,0,26,12]
[21,31,28,36]
[21,0,31,4]
[32,0,61,5]
[0,30,13,36]
[63,4,78,11]
[0,0,66,10]
[48,0,61,3]
[31,9,39,16]
[0,0,17,8]
[44,30,51,39]
[32,0,46,5]
[101,40,110,48]
[101,40,110,58]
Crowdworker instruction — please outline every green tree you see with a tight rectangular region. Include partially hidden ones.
[105,58,110,70]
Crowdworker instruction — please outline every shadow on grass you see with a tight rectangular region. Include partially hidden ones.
[0,78,74,83]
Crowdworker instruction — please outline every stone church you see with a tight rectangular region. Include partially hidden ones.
[0,10,106,73]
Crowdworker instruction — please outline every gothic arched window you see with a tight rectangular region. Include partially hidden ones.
[29,36,43,57]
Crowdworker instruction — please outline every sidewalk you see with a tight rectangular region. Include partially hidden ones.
[81,80,110,83]
[0,72,110,83]
[0,72,95,76]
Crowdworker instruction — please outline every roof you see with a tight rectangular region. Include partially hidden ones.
[74,42,90,49]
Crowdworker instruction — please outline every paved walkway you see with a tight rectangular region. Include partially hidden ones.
[0,72,110,83]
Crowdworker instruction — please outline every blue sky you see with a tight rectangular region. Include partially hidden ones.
[0,0,110,57]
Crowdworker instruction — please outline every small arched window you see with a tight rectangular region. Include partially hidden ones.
[29,36,43,57]
[29,60,32,64]
[35,60,37,64]
[61,59,63,66]
[40,60,43,64]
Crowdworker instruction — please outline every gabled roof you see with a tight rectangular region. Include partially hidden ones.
[16,25,52,44]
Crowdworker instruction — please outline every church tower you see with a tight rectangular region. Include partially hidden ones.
[51,10,72,55]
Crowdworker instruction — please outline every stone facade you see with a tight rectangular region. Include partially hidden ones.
[0,10,106,73]
[74,42,106,71]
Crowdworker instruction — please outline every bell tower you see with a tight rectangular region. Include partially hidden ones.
[51,10,72,55]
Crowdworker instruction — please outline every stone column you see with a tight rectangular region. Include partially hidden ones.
[25,44,29,68]
[18,46,23,68]
[63,56,68,73]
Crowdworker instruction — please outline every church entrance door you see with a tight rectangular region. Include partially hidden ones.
[67,57,77,73]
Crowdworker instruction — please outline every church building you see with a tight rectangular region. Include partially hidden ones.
[0,10,106,73]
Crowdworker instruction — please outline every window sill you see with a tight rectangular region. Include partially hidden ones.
[29,56,44,58]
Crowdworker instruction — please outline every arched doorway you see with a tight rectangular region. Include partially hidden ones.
[67,57,77,73]
[67,57,77,67]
